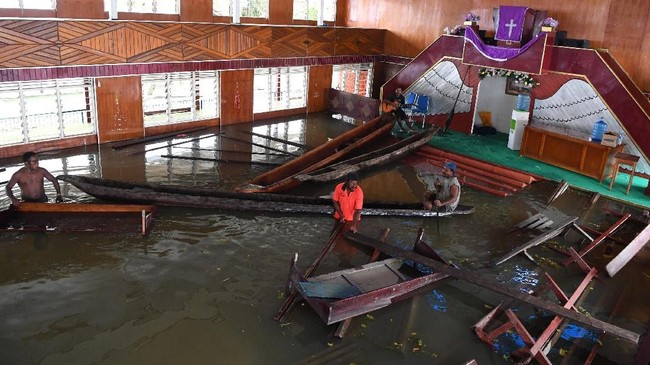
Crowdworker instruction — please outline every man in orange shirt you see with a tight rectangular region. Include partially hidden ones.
[332,173,363,233]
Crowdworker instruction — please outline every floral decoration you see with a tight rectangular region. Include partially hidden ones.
[478,68,540,88]
[542,17,559,28]
[464,12,480,22]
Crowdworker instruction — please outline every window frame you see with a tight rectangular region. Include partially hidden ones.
[141,71,220,128]
[0,0,56,10]
[331,63,374,98]
[292,0,336,24]
[0,78,97,147]
[253,67,307,114]
[213,0,269,22]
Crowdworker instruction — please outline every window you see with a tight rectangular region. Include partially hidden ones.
[254,67,307,114]
[293,0,336,23]
[142,71,219,127]
[0,78,96,146]
[0,0,56,10]
[213,0,268,21]
[331,63,373,97]
[109,0,179,14]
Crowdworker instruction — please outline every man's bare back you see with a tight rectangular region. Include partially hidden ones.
[5,152,63,207]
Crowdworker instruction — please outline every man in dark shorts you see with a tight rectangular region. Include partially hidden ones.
[6,151,63,207]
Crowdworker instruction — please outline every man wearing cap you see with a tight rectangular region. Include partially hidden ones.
[423,161,461,212]
[332,173,364,233]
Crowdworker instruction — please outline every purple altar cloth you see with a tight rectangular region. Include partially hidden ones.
[495,6,528,42]
[464,27,546,62]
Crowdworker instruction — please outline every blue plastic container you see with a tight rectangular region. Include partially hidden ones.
[516,94,530,111]
[590,118,607,142]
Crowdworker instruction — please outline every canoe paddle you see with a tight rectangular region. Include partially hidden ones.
[436,205,440,235]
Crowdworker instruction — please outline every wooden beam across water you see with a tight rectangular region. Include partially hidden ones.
[343,232,641,344]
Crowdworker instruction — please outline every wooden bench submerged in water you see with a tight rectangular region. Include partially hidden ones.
[0,202,157,235]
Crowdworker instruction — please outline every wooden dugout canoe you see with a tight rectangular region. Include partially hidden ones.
[294,127,438,182]
[58,175,475,217]
[236,113,395,193]
[0,202,156,235]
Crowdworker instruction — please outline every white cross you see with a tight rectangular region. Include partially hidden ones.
[505,19,517,38]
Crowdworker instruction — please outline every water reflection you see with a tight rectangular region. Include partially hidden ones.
[0,113,648,365]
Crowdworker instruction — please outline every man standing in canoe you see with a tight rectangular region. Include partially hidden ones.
[332,173,363,233]
[6,151,63,207]
[423,161,460,212]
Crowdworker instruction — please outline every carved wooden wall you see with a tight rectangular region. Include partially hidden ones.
[0,19,384,78]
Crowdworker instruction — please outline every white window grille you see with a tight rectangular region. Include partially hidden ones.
[331,63,373,97]
[113,0,179,14]
[213,0,268,21]
[253,67,307,114]
[142,71,219,127]
[1,0,56,10]
[293,0,336,23]
[0,78,97,146]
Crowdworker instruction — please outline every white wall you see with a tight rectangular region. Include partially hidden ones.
[473,77,517,134]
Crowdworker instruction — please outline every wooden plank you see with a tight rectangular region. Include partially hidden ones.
[218,135,300,156]
[344,231,641,344]
[241,131,309,149]
[160,154,283,166]
[606,223,650,277]
[510,213,545,232]
[493,216,578,266]
[110,126,209,150]
[15,202,155,213]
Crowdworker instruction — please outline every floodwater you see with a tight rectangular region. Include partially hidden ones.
[0,113,648,365]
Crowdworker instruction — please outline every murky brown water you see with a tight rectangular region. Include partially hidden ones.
[1,113,648,365]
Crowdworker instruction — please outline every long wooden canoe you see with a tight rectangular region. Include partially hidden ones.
[295,127,438,182]
[236,113,395,193]
[0,202,156,235]
[284,239,450,325]
[58,175,475,217]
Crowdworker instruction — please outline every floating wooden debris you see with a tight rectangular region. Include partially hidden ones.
[509,213,554,233]
[546,179,569,207]
[345,232,640,344]
[160,154,283,166]
[562,213,630,267]
[492,216,578,266]
[241,130,309,149]
[473,268,598,364]
[606,223,650,277]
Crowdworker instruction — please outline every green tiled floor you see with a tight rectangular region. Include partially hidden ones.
[427,130,650,209]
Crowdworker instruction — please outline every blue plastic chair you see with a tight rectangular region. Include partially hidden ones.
[407,95,429,128]
[403,92,418,110]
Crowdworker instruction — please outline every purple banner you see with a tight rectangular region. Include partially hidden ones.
[464,27,545,62]
[495,6,528,42]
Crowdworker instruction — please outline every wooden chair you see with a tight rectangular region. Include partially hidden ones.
[608,152,640,195]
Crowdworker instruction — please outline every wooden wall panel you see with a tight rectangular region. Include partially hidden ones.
[345,0,650,91]
[57,0,105,19]
[220,70,254,125]
[308,65,333,113]
[0,21,383,70]
[95,76,144,143]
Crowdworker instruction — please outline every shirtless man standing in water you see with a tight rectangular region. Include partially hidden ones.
[6,151,63,207]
